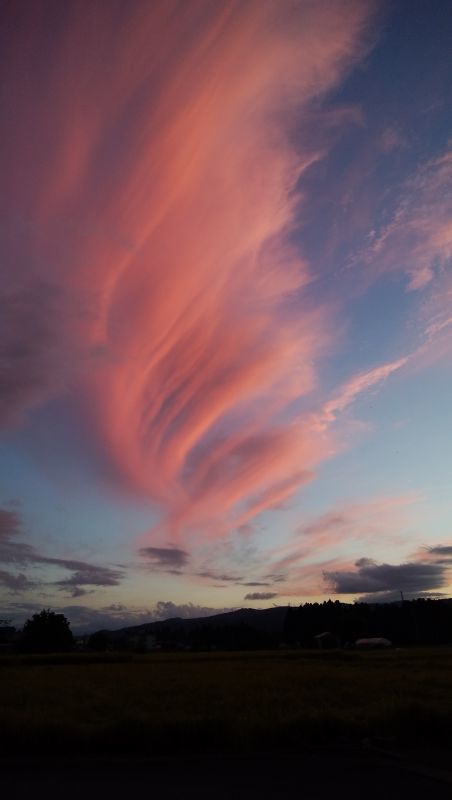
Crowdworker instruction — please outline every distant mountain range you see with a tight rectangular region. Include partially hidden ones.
[100,606,289,643]
[91,598,452,649]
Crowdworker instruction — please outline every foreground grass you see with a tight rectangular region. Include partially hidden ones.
[1,648,452,754]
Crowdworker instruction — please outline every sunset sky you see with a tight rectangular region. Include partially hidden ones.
[1,0,451,632]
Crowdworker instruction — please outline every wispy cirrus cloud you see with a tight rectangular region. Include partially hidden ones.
[316,357,409,428]
[330,136,452,312]
[0,0,378,543]
[268,492,421,578]
[365,149,452,293]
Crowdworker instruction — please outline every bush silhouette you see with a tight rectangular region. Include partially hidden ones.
[19,609,74,653]
[87,630,110,651]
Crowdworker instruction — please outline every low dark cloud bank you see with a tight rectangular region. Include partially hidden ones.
[0,570,34,592]
[244,591,279,601]
[0,507,123,597]
[425,545,452,564]
[325,556,448,600]
[429,545,452,555]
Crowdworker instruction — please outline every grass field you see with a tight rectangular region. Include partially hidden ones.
[2,648,452,754]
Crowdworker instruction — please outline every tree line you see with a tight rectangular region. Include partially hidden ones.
[2,598,452,653]
[283,598,452,647]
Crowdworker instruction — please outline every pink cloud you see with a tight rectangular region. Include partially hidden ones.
[362,148,452,292]
[1,2,377,540]
[406,266,435,292]
[379,126,406,154]
[265,492,423,594]
[318,357,408,426]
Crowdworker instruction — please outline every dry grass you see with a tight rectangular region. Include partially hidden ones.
[1,648,452,754]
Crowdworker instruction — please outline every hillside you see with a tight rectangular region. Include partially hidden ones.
[98,606,289,649]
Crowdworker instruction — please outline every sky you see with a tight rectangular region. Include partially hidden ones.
[1,0,451,633]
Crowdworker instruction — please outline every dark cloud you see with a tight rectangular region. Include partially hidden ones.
[0,570,35,593]
[244,591,279,600]
[240,581,271,587]
[0,506,125,597]
[196,570,242,582]
[325,557,447,598]
[139,547,189,570]
[428,545,452,557]
[55,564,123,596]
[420,545,452,566]
[67,586,91,599]
[264,573,287,583]
[354,590,448,603]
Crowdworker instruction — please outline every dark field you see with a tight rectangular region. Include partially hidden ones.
[2,648,452,755]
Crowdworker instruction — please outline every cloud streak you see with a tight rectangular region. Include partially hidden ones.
[365,149,452,293]
[0,508,124,597]
[319,358,408,426]
[0,1,377,541]
[267,493,421,582]
[244,591,279,601]
[139,546,189,571]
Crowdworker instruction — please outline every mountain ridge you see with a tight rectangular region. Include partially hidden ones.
[99,605,289,640]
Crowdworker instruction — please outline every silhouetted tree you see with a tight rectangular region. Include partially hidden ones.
[282,598,452,647]
[19,609,74,653]
[87,630,110,651]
